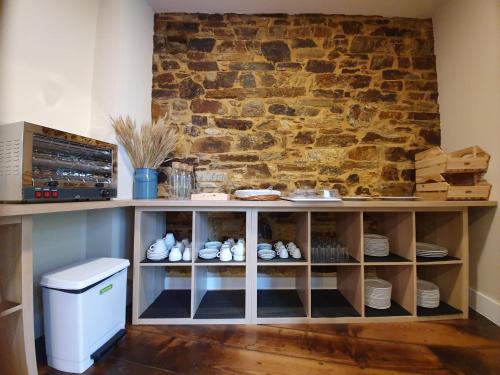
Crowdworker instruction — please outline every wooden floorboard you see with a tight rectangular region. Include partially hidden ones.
[38,310,500,375]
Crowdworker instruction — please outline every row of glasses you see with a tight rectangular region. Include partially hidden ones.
[311,237,350,263]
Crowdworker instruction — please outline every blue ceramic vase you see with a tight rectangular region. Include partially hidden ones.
[133,168,157,199]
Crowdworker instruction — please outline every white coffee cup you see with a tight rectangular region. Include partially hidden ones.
[176,241,185,252]
[231,242,245,258]
[163,233,176,249]
[278,246,289,259]
[182,238,190,247]
[182,247,192,261]
[218,246,233,262]
[169,246,182,262]
[291,248,302,259]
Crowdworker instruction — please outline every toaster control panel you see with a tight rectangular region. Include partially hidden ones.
[24,187,116,202]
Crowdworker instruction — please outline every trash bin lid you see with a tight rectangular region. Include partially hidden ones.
[40,257,130,291]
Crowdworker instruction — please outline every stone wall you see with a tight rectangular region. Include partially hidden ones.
[152,13,440,196]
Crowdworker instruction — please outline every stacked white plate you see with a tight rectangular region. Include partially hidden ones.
[416,242,448,258]
[364,278,392,309]
[364,234,390,257]
[417,279,440,308]
[147,247,168,261]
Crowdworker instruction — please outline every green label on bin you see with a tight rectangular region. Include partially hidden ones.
[100,284,113,295]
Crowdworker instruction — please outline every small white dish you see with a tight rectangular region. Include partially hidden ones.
[205,241,222,249]
[198,248,218,260]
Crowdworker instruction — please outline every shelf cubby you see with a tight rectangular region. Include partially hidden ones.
[0,224,22,311]
[0,309,27,374]
[417,264,464,317]
[310,211,362,263]
[257,211,309,264]
[416,211,465,263]
[310,265,362,318]
[363,212,414,263]
[138,266,192,320]
[137,210,194,264]
[193,266,246,320]
[257,266,308,318]
[194,211,246,265]
[364,265,414,317]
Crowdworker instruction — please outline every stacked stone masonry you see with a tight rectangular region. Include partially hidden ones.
[152,13,440,196]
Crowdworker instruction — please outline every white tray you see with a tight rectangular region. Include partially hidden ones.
[281,197,342,202]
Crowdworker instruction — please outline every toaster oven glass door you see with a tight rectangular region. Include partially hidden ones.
[31,134,113,187]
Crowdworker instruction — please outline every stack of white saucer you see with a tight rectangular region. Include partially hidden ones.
[416,242,448,258]
[364,278,392,309]
[417,279,440,308]
[364,234,390,257]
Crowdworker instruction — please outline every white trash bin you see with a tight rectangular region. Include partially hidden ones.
[41,257,130,373]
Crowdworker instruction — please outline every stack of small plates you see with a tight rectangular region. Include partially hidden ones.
[258,249,276,260]
[416,242,448,258]
[147,247,168,261]
[364,234,390,257]
[364,278,392,309]
[417,279,440,308]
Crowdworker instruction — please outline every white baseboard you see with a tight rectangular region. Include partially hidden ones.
[469,288,500,326]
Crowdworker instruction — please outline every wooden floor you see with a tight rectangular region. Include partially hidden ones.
[38,310,500,375]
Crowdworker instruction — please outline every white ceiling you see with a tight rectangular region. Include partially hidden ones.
[146,0,447,18]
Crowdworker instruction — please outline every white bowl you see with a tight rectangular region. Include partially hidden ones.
[205,241,222,249]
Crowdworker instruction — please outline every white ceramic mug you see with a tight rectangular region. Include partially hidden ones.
[231,242,245,260]
[218,246,233,262]
[182,247,192,261]
[169,246,182,262]
[291,248,302,259]
[278,246,289,259]
[274,241,283,249]
[176,240,185,252]
[182,238,190,247]
[163,233,176,249]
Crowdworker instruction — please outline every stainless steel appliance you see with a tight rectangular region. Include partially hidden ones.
[0,122,117,202]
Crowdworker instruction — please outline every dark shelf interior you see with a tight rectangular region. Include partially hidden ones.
[141,258,191,265]
[257,257,306,264]
[311,255,359,264]
[311,289,360,318]
[140,290,191,319]
[417,301,462,316]
[417,255,460,263]
[195,258,245,265]
[364,253,411,263]
[194,290,245,319]
[257,289,307,318]
[365,300,411,317]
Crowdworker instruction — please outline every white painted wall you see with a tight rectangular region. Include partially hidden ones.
[0,0,154,198]
[0,0,153,337]
[433,0,500,324]
[90,0,154,199]
[0,0,100,134]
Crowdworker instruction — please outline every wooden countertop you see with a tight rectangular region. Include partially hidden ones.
[0,199,496,217]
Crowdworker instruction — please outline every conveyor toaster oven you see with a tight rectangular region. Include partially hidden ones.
[0,122,117,202]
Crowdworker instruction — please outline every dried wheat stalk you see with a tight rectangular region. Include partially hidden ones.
[110,114,177,169]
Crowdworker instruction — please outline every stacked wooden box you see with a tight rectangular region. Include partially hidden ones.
[415,146,491,200]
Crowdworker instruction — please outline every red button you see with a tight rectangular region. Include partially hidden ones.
[35,191,42,198]
[43,191,51,198]
[51,191,59,198]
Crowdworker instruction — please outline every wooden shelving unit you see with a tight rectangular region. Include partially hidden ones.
[0,216,36,374]
[132,205,470,324]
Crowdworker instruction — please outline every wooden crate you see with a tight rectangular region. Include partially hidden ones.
[415,146,490,183]
[416,181,491,201]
